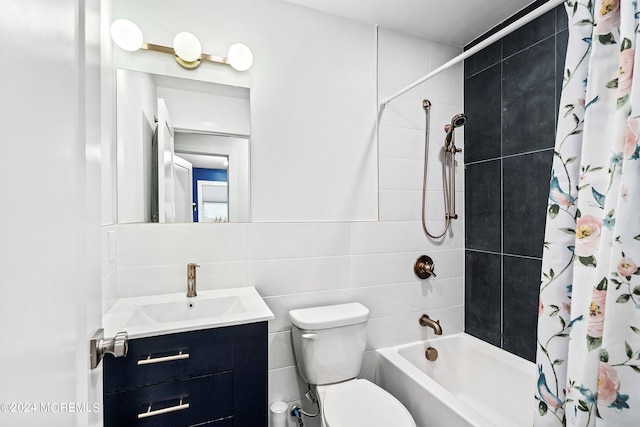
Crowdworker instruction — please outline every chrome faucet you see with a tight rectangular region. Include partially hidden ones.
[419,314,442,335]
[187,263,200,298]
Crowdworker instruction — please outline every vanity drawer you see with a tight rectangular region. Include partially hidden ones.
[104,327,234,393]
[104,372,233,427]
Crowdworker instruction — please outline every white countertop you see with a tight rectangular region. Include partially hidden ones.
[103,287,274,339]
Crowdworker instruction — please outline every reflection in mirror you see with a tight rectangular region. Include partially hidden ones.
[116,69,250,224]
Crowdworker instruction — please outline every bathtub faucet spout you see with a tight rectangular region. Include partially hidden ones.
[419,314,442,335]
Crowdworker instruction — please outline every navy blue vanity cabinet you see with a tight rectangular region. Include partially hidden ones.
[103,322,267,427]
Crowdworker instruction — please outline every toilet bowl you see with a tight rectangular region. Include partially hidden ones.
[317,379,415,427]
[289,303,416,427]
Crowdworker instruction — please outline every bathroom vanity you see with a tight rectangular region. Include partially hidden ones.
[103,322,266,426]
[101,287,273,426]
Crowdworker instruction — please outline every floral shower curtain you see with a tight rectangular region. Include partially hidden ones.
[535,0,640,426]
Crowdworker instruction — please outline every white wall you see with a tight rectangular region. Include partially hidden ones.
[102,16,464,426]
[157,85,250,135]
[116,70,156,223]
[105,0,378,223]
[377,28,465,226]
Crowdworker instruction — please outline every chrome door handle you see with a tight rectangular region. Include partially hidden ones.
[90,329,128,369]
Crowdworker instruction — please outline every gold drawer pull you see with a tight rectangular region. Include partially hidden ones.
[138,399,189,419]
[137,351,190,365]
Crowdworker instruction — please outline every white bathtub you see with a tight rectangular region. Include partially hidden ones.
[376,333,536,427]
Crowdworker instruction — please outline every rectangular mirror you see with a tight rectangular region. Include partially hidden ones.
[116,69,250,223]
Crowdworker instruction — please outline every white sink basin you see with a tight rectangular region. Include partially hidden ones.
[103,287,274,339]
[135,295,245,323]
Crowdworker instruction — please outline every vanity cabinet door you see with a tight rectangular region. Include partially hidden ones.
[103,322,268,426]
[104,327,233,393]
[232,321,268,427]
[104,372,233,426]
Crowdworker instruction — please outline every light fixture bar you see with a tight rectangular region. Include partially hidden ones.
[143,42,201,69]
[141,42,174,55]
[110,19,252,71]
[143,43,228,65]
[202,53,229,65]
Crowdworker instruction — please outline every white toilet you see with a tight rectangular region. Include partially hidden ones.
[289,303,416,427]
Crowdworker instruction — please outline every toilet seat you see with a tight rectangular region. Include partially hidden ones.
[321,379,416,427]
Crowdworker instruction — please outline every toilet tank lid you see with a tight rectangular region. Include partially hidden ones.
[289,303,369,330]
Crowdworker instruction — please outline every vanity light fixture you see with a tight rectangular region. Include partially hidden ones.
[110,19,253,71]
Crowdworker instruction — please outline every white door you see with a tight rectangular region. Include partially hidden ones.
[174,155,193,223]
[157,98,176,222]
[1,0,103,425]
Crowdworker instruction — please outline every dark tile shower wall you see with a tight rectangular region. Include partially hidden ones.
[463,1,567,362]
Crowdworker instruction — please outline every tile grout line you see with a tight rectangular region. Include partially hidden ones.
[465,28,558,79]
[500,39,505,350]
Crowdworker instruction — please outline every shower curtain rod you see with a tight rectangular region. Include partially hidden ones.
[380,0,565,108]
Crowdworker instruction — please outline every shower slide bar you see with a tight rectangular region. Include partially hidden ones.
[380,0,565,108]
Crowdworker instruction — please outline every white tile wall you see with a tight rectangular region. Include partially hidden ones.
[350,282,431,318]
[118,261,249,298]
[250,256,350,297]
[378,26,464,238]
[378,125,425,160]
[379,157,424,190]
[263,290,351,333]
[379,190,422,221]
[378,29,431,69]
[248,223,350,260]
[117,223,248,267]
[100,25,464,420]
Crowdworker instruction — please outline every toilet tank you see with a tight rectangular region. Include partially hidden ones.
[289,303,369,385]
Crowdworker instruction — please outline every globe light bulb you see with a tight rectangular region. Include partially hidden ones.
[110,19,143,52]
[173,32,202,62]
[227,43,253,71]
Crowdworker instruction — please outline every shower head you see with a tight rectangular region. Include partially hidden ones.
[444,113,466,130]
[444,113,466,149]
[422,99,432,111]
[451,113,466,128]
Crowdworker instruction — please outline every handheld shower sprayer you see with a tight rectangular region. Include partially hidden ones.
[444,113,466,150]
[451,113,467,128]
[421,101,466,239]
